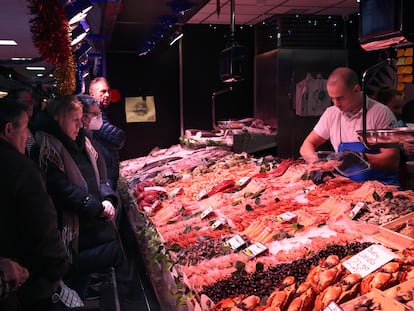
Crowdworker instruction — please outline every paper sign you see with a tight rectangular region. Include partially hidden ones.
[210,217,226,230]
[125,96,156,123]
[342,244,397,278]
[275,211,298,222]
[200,206,214,219]
[323,301,343,311]
[197,189,208,200]
[242,242,268,259]
[224,234,246,250]
[170,187,183,197]
[236,176,251,187]
[349,202,366,219]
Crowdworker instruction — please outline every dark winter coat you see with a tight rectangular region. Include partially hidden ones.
[0,139,68,307]
[31,112,119,260]
[92,110,125,190]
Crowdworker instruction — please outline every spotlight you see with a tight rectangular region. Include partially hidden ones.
[61,0,93,25]
[71,23,89,46]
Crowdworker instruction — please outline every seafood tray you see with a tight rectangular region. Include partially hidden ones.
[341,288,406,311]
[375,213,414,250]
[384,278,414,308]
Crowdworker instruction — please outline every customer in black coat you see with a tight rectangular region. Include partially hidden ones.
[89,77,125,190]
[31,95,121,299]
[0,98,69,310]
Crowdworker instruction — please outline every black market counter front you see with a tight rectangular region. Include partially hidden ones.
[118,144,414,311]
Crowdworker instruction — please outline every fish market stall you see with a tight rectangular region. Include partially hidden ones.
[119,144,414,311]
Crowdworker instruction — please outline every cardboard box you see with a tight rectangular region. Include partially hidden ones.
[375,213,414,250]
[341,288,406,311]
[384,278,414,309]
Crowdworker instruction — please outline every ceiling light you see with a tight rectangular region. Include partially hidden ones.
[71,23,89,46]
[169,32,183,46]
[0,40,17,45]
[61,0,93,25]
[0,91,8,98]
[11,57,32,61]
[25,66,46,71]
[74,40,92,57]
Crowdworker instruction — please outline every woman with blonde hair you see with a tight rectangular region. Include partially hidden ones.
[31,95,121,298]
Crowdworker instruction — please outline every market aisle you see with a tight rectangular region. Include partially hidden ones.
[83,206,162,311]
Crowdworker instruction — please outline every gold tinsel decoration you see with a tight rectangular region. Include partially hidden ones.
[55,53,76,95]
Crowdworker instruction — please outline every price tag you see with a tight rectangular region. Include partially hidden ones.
[210,217,226,230]
[197,189,208,200]
[349,202,366,219]
[242,242,268,259]
[236,176,251,187]
[200,206,214,219]
[342,244,397,278]
[224,234,246,250]
[144,186,167,192]
[275,211,297,223]
[323,301,343,311]
[170,187,183,198]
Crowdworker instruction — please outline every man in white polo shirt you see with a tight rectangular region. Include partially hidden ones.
[300,67,399,185]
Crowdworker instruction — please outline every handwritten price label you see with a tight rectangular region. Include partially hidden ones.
[342,244,397,278]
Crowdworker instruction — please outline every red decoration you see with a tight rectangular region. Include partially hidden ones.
[27,0,72,65]
[110,89,121,103]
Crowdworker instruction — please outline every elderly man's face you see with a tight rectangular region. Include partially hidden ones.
[90,81,110,108]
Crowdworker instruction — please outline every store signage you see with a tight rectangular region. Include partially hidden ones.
[342,244,397,278]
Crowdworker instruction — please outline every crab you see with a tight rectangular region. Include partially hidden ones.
[314,273,362,311]
[286,282,316,311]
[266,276,297,309]
[360,261,401,295]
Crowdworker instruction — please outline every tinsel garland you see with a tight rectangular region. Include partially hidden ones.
[27,0,76,95]
[55,54,76,95]
[27,0,72,65]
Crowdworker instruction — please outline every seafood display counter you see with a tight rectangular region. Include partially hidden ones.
[119,144,414,311]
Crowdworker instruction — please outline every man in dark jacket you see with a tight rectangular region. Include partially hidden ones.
[89,77,125,190]
[0,97,69,310]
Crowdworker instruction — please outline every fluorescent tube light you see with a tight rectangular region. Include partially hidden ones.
[26,66,46,71]
[0,40,17,45]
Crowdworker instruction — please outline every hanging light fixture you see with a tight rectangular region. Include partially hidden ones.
[71,23,89,46]
[74,40,92,58]
[61,0,93,25]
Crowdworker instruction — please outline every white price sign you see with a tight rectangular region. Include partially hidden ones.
[200,206,214,219]
[224,234,246,250]
[342,244,397,278]
[323,301,343,311]
[242,242,268,259]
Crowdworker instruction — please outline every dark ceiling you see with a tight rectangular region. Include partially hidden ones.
[0,0,359,89]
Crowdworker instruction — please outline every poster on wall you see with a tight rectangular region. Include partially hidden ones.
[125,96,156,123]
[295,73,331,116]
